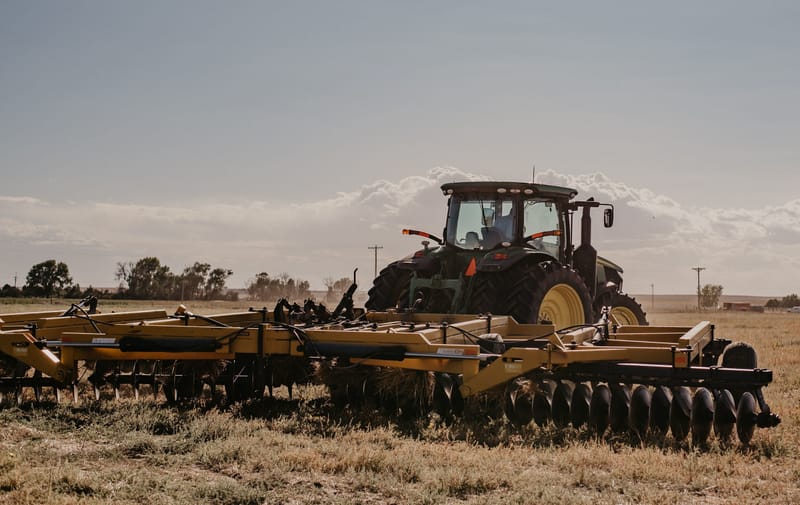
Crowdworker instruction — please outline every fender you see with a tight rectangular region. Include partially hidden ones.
[594,281,619,307]
[475,248,556,273]
[395,253,439,274]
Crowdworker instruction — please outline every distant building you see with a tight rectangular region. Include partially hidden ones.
[723,302,751,311]
[722,302,764,313]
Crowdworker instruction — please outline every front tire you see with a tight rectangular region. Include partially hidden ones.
[607,292,648,325]
[365,263,412,311]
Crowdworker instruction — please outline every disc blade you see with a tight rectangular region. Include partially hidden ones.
[504,377,534,426]
[532,380,556,427]
[571,383,592,429]
[714,389,736,442]
[552,381,575,428]
[589,384,611,435]
[736,392,757,445]
[433,373,454,418]
[610,384,631,433]
[629,385,652,439]
[691,388,715,446]
[670,386,692,441]
[650,386,672,434]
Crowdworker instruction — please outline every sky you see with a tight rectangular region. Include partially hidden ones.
[1,1,798,296]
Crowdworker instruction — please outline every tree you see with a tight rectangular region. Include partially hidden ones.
[247,272,273,301]
[766,298,781,310]
[781,294,800,308]
[205,267,233,300]
[23,260,73,298]
[116,257,175,299]
[246,272,310,302]
[180,262,211,300]
[699,284,723,308]
[324,276,353,303]
[0,284,22,298]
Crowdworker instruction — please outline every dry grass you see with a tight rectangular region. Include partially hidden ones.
[1,301,799,504]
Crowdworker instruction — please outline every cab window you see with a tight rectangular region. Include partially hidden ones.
[523,200,560,257]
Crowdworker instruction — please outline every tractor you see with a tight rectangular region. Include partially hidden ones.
[365,181,647,328]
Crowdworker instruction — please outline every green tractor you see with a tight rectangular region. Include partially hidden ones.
[365,181,647,328]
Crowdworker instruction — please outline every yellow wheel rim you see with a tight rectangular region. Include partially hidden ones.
[539,283,585,329]
[610,306,639,326]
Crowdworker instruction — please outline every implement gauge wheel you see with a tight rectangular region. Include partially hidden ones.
[608,292,648,325]
[502,262,593,328]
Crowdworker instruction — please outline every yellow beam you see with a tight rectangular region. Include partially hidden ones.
[0,330,73,383]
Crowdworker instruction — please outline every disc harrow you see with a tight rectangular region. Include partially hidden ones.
[0,298,780,446]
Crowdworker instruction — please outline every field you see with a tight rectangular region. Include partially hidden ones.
[1,298,799,504]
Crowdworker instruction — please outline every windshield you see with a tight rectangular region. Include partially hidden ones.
[523,199,560,257]
[446,197,516,250]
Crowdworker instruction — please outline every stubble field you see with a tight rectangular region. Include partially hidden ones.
[1,298,798,504]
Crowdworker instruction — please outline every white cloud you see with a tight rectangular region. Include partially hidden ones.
[1,167,798,296]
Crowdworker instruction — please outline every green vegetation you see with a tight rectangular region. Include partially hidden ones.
[766,293,800,309]
[699,284,723,308]
[246,272,311,302]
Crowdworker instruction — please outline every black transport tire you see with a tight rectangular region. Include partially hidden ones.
[606,292,648,325]
[475,262,593,327]
[365,263,413,311]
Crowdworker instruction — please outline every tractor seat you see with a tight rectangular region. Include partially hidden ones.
[464,231,480,249]
[481,227,503,249]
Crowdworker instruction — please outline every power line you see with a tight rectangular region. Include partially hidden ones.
[691,267,706,312]
[367,245,383,280]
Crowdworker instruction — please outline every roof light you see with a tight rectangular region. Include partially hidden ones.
[523,188,534,195]
[509,188,521,194]
[497,188,507,194]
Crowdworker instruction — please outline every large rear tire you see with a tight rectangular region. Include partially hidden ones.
[494,262,592,329]
[465,271,500,315]
[365,263,413,311]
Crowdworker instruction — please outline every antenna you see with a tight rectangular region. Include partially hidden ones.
[531,164,536,183]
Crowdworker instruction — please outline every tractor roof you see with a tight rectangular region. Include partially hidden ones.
[440,181,578,200]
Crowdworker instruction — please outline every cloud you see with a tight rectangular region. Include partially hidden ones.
[536,169,800,293]
[1,167,798,295]
[0,196,44,205]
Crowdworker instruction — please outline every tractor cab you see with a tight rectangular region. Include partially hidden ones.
[443,184,566,260]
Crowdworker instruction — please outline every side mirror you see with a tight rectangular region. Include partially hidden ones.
[604,208,614,228]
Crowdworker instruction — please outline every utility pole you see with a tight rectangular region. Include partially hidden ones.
[650,283,654,312]
[14,273,17,289]
[691,267,706,312]
[368,245,383,280]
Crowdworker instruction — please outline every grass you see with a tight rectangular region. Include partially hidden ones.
[1,301,799,504]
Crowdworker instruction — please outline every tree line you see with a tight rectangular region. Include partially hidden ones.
[765,294,800,309]
[114,257,236,300]
[1,258,353,303]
